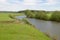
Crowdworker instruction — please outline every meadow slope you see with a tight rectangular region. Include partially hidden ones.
[0,13,52,40]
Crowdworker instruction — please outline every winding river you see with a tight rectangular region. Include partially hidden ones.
[16,16,60,40]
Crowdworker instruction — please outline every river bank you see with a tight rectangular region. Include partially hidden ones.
[26,18,60,40]
[0,13,52,40]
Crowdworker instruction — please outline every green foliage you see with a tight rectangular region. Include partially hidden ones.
[35,11,48,20]
[25,10,60,22]
[50,11,60,22]
[9,14,15,19]
[22,18,30,24]
[25,10,36,18]
[25,10,48,20]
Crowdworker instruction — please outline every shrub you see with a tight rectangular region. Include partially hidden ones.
[9,14,15,19]
[35,11,48,20]
[50,11,60,22]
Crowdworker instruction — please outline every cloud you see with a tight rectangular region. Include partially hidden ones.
[23,0,37,5]
[0,0,25,11]
[45,0,60,5]
[8,0,22,4]
[0,0,7,3]
[23,0,46,5]
[45,0,58,5]
[36,0,59,5]
[0,0,60,11]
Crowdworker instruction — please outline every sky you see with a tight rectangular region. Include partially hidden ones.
[0,0,60,11]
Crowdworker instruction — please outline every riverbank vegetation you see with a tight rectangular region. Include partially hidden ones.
[23,10,60,22]
[0,13,51,40]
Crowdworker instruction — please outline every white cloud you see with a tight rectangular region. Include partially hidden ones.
[0,0,25,11]
[0,0,7,3]
[8,0,22,4]
[46,0,57,5]
[0,3,26,11]
[23,0,37,5]
[0,0,60,11]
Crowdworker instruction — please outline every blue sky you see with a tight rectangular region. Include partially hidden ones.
[0,0,60,11]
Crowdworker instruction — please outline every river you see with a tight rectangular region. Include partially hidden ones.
[16,16,60,40]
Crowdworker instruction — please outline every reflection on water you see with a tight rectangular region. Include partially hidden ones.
[27,18,60,40]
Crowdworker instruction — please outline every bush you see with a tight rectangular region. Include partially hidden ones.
[35,11,48,20]
[25,10,60,22]
[9,14,15,19]
[25,10,48,20]
[50,11,60,22]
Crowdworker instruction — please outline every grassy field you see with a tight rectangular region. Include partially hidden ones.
[0,13,51,40]
[0,13,24,21]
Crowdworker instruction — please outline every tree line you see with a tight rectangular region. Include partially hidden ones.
[18,10,60,22]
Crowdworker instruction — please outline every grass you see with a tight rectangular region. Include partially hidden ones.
[0,13,24,21]
[0,23,51,40]
[0,13,52,40]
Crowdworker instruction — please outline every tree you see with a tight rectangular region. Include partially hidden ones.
[50,11,60,22]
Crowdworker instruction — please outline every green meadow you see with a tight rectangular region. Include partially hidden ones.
[0,13,51,40]
[0,13,24,21]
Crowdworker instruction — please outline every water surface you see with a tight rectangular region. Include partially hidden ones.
[27,18,60,40]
